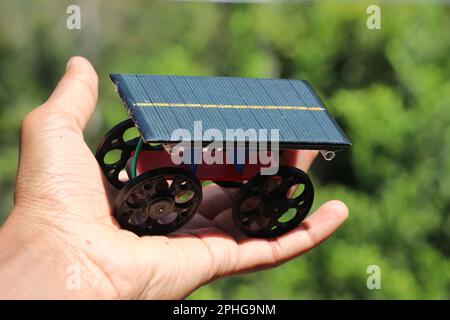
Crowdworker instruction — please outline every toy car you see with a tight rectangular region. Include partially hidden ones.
[96,74,351,238]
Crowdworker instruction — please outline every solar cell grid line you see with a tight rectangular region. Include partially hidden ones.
[136,75,174,140]
[206,76,258,142]
[269,79,314,142]
[234,77,277,137]
[287,80,331,141]
[168,75,212,136]
[223,77,264,141]
[150,76,186,141]
[120,76,152,136]
[271,79,313,142]
[141,75,194,141]
[141,75,175,141]
[231,77,282,141]
[290,78,347,146]
[181,76,226,136]
[183,75,244,144]
[152,75,198,140]
[239,78,295,142]
[278,79,328,143]
[134,75,170,139]
[288,81,333,142]
[248,78,300,143]
[153,75,195,140]
[278,79,326,142]
[204,77,253,140]
[271,78,325,143]
[267,80,315,138]
[199,76,248,141]
[180,76,224,141]
[296,80,344,142]
[272,79,320,142]
[166,76,199,132]
[187,77,229,133]
[111,74,164,138]
[184,76,237,141]
[300,81,349,142]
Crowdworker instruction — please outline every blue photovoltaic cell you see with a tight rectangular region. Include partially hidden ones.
[110,74,351,150]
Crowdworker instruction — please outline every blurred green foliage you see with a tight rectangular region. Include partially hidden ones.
[0,0,449,299]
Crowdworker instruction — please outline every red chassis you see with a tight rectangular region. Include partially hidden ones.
[134,148,299,181]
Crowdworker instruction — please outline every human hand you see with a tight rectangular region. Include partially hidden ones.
[0,57,348,299]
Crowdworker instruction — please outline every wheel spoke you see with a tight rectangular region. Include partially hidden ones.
[263,179,280,194]
[266,217,279,230]
[173,206,187,214]
[293,186,311,203]
[241,208,259,219]
[110,138,125,149]
[279,176,293,193]
[126,207,148,225]
[125,137,139,148]
[250,215,272,231]
[125,198,147,209]
[174,200,193,211]
[169,177,182,195]
[155,178,169,193]
[239,194,261,213]
[286,198,300,209]
[144,216,158,228]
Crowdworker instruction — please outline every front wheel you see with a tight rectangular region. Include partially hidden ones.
[232,166,314,238]
[114,167,203,236]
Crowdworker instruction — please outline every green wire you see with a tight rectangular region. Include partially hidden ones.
[132,138,144,178]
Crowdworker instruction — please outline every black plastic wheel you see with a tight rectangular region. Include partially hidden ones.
[232,166,314,238]
[114,167,202,236]
[95,119,162,189]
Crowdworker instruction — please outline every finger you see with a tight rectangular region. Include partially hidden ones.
[44,56,98,130]
[233,200,348,273]
[198,150,319,220]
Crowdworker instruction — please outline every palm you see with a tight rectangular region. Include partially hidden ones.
[50,138,337,299]
[13,57,348,299]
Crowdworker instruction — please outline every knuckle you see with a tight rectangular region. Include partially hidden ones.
[21,107,42,132]
[21,105,81,138]
[22,109,37,126]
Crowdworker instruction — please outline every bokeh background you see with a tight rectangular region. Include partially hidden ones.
[1,0,449,299]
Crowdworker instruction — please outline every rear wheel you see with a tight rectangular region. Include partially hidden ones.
[95,119,162,189]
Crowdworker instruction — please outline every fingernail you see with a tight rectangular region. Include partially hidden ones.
[66,57,75,70]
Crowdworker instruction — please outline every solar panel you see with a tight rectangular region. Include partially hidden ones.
[110,74,351,150]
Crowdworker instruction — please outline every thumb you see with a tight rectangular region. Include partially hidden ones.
[44,56,98,131]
